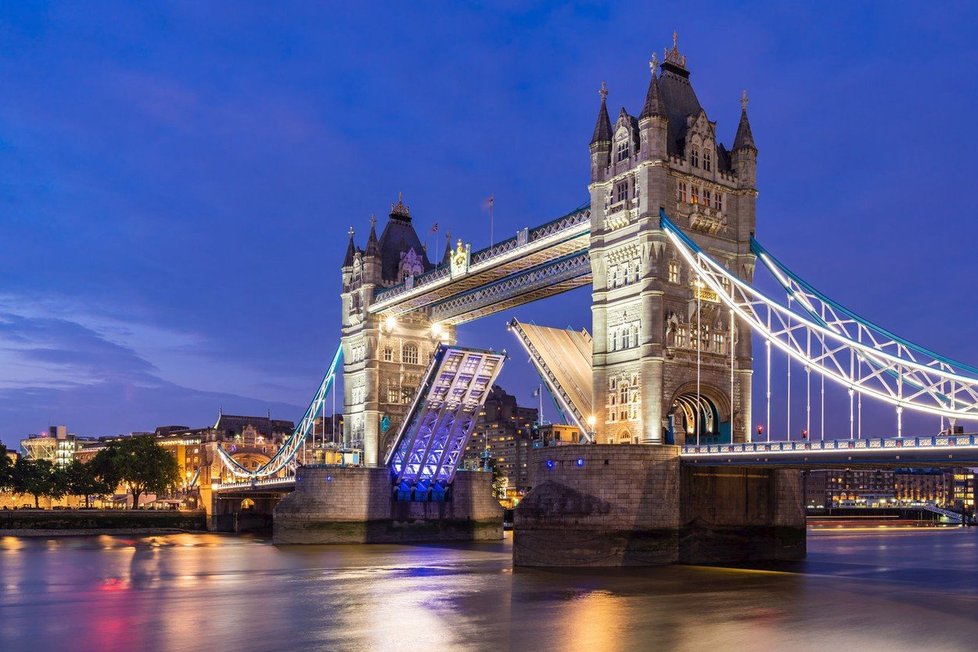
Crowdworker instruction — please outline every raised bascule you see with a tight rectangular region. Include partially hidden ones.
[220,34,978,563]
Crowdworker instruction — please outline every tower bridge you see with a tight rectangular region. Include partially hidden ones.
[214,35,978,563]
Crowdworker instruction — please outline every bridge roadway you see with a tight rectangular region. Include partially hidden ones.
[681,433,978,467]
[213,433,978,493]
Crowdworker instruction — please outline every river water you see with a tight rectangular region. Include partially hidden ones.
[2,528,978,651]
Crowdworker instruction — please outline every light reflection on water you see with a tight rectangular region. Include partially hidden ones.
[2,529,978,651]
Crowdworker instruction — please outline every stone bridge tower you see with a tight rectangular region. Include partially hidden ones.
[588,35,757,446]
[340,196,457,465]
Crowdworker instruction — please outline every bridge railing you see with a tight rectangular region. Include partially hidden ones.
[212,476,297,491]
[681,433,978,455]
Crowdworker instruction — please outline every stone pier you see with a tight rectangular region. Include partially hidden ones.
[273,466,504,544]
[513,445,805,566]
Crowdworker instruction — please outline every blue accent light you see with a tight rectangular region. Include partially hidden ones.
[546,459,555,469]
[326,475,332,482]
[576,458,585,467]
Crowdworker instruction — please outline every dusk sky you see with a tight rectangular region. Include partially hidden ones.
[3,2,978,447]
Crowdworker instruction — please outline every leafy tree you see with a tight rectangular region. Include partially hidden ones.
[61,459,114,508]
[13,458,61,508]
[93,436,180,508]
[0,445,13,492]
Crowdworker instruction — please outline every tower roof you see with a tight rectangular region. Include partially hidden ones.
[733,90,756,151]
[655,32,704,157]
[590,81,613,146]
[640,53,666,119]
[366,214,379,255]
[343,227,357,267]
[377,194,433,282]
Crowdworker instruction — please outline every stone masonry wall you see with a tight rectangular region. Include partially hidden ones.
[273,466,503,544]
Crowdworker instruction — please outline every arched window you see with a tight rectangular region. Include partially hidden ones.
[402,343,419,365]
[616,140,629,162]
[383,346,393,362]
[690,146,700,167]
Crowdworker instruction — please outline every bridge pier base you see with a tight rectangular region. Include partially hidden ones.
[513,445,805,567]
[272,466,503,544]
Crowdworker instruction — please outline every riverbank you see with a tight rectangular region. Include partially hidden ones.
[0,509,207,536]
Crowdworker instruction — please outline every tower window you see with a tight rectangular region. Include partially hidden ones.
[691,147,699,168]
[691,186,700,205]
[668,260,680,284]
[616,140,629,162]
[677,182,688,203]
[703,149,712,172]
[615,181,628,203]
[383,346,394,362]
[402,343,419,365]
[703,189,711,207]
[714,192,723,211]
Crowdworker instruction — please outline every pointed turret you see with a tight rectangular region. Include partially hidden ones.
[640,53,666,119]
[442,231,452,266]
[733,90,756,151]
[343,227,357,267]
[365,214,380,256]
[590,81,612,146]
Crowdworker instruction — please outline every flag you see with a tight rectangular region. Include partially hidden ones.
[431,223,439,233]
[532,387,540,397]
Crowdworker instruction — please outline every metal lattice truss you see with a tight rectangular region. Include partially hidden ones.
[660,210,978,423]
[507,318,593,439]
[386,345,505,487]
[370,205,591,322]
[216,344,343,479]
[431,252,592,325]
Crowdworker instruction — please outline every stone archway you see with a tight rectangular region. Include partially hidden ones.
[668,383,731,445]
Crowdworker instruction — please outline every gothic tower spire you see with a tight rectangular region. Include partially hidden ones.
[343,226,357,268]
[640,52,666,119]
[590,81,613,146]
[365,214,379,256]
[733,90,756,151]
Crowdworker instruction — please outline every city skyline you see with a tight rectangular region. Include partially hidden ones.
[4,3,978,446]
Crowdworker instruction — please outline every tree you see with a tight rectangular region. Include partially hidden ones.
[0,445,13,492]
[61,459,114,508]
[93,436,180,508]
[13,458,60,508]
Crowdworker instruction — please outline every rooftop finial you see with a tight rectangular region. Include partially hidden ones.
[650,52,658,75]
[370,213,377,228]
[599,81,608,101]
[348,226,354,237]
[664,30,687,69]
[390,193,410,219]
[741,89,749,112]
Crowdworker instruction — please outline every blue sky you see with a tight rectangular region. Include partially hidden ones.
[2,2,978,446]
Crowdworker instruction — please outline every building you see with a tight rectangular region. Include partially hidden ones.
[950,468,976,515]
[20,426,98,467]
[462,385,538,498]
[894,468,949,505]
[587,35,757,446]
[824,469,896,507]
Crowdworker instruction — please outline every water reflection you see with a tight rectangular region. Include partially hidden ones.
[2,529,978,651]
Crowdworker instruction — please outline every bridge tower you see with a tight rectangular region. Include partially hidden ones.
[340,196,457,465]
[588,35,758,445]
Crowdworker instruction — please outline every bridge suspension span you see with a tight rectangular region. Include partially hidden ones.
[216,344,343,480]
[660,210,978,441]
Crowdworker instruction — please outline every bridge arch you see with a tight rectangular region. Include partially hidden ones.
[668,382,730,445]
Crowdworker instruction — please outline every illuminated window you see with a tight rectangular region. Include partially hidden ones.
[616,140,629,162]
[691,185,700,204]
[690,147,699,167]
[402,344,419,365]
[668,260,680,284]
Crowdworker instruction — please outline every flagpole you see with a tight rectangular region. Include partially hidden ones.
[489,195,494,247]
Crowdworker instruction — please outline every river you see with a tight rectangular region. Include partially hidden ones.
[2,528,977,651]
